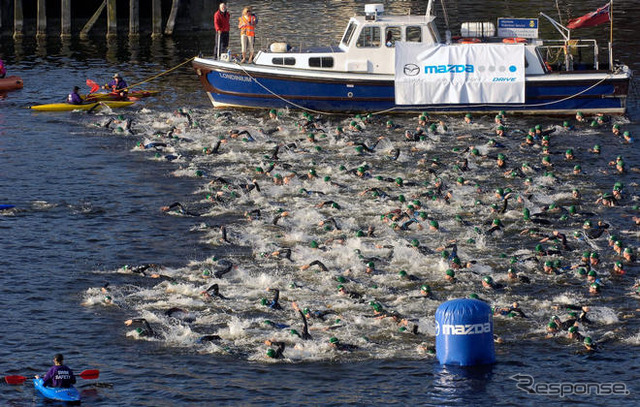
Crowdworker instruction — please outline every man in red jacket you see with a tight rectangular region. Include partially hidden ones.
[214,2,230,59]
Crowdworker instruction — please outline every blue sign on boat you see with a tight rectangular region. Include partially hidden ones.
[497,18,538,38]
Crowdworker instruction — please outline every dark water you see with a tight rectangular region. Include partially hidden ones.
[1,1,640,406]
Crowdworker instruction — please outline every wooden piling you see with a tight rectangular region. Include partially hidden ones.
[129,0,140,36]
[152,0,162,38]
[36,0,46,38]
[13,0,23,39]
[107,0,117,38]
[80,0,106,39]
[61,0,71,38]
[164,0,180,35]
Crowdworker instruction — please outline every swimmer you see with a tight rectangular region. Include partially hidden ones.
[265,339,286,359]
[299,260,329,271]
[261,288,283,310]
[201,283,228,300]
[161,202,200,217]
[328,336,358,352]
[337,284,362,300]
[481,275,502,289]
[291,302,312,340]
[124,318,156,338]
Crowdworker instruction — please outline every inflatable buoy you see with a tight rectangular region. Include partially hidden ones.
[457,38,481,44]
[502,37,527,44]
[269,42,290,53]
[435,298,495,366]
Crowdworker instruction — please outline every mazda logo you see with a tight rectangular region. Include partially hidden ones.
[404,64,420,76]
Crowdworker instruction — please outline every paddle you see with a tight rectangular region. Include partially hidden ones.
[86,79,100,94]
[5,369,100,385]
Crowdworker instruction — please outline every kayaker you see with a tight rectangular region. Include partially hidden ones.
[104,73,128,99]
[35,354,76,388]
[67,86,83,105]
[0,58,6,78]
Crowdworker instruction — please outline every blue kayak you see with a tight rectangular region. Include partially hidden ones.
[33,378,81,402]
[0,204,15,210]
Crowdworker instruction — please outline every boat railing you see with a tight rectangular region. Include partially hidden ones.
[537,39,600,72]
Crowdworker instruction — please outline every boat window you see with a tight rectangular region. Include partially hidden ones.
[356,26,381,48]
[385,27,401,47]
[406,26,422,42]
[309,57,334,68]
[272,57,296,66]
[341,21,357,46]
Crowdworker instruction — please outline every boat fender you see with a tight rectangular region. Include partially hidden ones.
[502,37,527,44]
[457,38,481,44]
[270,42,290,53]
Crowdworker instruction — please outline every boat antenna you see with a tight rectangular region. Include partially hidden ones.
[437,0,451,44]
[438,0,450,31]
[609,0,614,71]
[554,0,564,25]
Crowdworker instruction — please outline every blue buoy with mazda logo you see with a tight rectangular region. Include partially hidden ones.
[435,298,495,366]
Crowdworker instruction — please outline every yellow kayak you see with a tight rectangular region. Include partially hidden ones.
[83,90,160,101]
[30,101,134,112]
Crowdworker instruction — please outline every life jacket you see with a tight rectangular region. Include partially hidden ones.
[239,14,256,37]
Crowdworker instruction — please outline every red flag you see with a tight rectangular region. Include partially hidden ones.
[567,3,611,29]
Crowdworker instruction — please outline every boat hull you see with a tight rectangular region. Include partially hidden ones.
[0,76,24,92]
[193,58,631,115]
[30,101,135,112]
[34,378,81,403]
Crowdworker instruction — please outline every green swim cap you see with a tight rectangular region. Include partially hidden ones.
[266,349,276,358]
[577,268,586,276]
[497,153,506,160]
[446,269,455,277]
[395,177,403,186]
[568,326,578,333]
[548,322,558,329]
[310,240,319,248]
[429,220,439,228]
[465,113,472,119]
[421,284,431,292]
[329,337,339,344]
[584,337,593,345]
[563,121,570,127]
[411,239,420,247]
[624,247,633,254]
[483,276,493,284]
[468,293,479,299]
[398,270,407,277]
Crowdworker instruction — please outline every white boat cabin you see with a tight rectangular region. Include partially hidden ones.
[253,4,549,76]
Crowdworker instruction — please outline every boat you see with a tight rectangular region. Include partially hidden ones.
[0,76,24,92]
[30,100,135,112]
[192,1,632,115]
[83,89,160,102]
[33,378,81,403]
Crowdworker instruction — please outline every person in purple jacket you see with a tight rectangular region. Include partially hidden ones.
[67,86,83,105]
[36,354,76,388]
[103,73,128,99]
